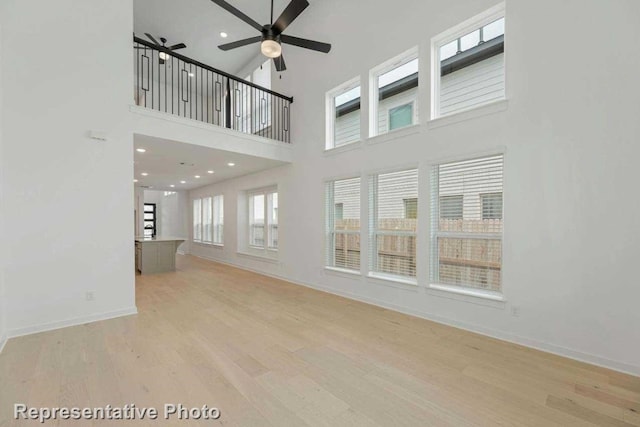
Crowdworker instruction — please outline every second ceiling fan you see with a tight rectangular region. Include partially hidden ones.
[211,0,331,71]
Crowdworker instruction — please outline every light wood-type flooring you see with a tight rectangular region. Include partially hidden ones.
[1,255,639,426]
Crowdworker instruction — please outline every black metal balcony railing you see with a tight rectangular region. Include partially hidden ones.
[134,36,293,143]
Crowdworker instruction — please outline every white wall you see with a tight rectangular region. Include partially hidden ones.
[0,0,136,336]
[189,0,640,375]
[143,190,189,252]
[0,23,6,350]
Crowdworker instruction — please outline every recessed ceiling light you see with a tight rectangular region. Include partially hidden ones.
[133,179,138,183]
[220,32,228,38]
[136,148,146,153]
[207,170,214,174]
[180,180,186,184]
[227,162,235,167]
[170,185,175,188]
[195,175,201,178]
[141,172,149,176]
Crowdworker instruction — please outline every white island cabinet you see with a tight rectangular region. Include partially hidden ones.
[135,237,185,274]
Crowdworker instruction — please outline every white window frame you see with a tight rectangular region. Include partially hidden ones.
[430,2,506,120]
[193,195,223,246]
[369,46,419,138]
[429,153,505,298]
[368,168,419,283]
[247,186,278,255]
[325,177,361,273]
[193,198,202,243]
[325,76,362,150]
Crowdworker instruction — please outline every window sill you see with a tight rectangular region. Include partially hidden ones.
[367,124,421,146]
[324,266,361,278]
[428,99,508,130]
[194,241,224,248]
[324,140,364,156]
[367,273,419,290]
[237,251,279,263]
[427,283,506,308]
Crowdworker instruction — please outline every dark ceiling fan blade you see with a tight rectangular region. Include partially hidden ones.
[210,0,263,32]
[281,34,331,53]
[218,36,262,51]
[169,43,187,50]
[145,33,160,45]
[272,0,309,34]
[274,55,286,72]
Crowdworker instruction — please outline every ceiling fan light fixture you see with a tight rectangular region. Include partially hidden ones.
[261,39,281,58]
[159,52,169,61]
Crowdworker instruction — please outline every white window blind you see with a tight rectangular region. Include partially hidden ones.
[249,188,278,250]
[326,177,361,271]
[213,195,224,245]
[193,199,202,242]
[431,154,504,292]
[202,197,213,243]
[369,169,418,279]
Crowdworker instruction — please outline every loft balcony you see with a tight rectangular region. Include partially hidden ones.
[132,36,293,144]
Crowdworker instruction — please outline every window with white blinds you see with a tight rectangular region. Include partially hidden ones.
[202,197,213,243]
[431,154,504,292]
[432,5,505,118]
[326,177,361,271]
[213,195,224,245]
[249,188,278,250]
[327,79,361,150]
[193,199,202,242]
[369,169,418,279]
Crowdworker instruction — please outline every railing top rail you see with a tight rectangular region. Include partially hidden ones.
[134,36,294,103]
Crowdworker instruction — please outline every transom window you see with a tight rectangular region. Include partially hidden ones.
[326,78,361,150]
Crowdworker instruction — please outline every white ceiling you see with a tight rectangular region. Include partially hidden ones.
[134,0,301,74]
[133,134,288,191]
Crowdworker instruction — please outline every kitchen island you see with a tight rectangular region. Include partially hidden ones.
[135,237,185,274]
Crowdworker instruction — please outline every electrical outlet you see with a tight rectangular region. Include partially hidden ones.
[510,305,520,317]
[85,291,95,301]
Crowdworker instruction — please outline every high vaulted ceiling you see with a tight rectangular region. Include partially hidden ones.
[134,0,302,75]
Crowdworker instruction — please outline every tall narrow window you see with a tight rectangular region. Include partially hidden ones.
[432,5,505,118]
[370,49,419,137]
[369,169,418,280]
[193,199,202,242]
[431,154,504,293]
[326,177,361,271]
[326,79,361,150]
[248,188,278,251]
[202,197,213,243]
[143,203,157,238]
[213,195,224,245]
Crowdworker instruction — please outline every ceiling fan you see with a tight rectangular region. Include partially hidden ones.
[136,33,187,64]
[211,0,331,72]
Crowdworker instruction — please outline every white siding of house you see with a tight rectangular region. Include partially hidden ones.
[440,53,504,116]
[334,110,360,147]
[375,169,419,219]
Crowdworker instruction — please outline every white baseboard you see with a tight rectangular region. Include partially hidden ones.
[7,306,138,340]
[190,253,640,377]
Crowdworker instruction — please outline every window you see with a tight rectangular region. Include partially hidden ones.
[249,188,278,250]
[431,154,504,292]
[326,79,361,149]
[440,195,463,219]
[370,48,419,137]
[213,195,224,245]
[192,199,202,242]
[369,169,418,279]
[143,203,157,237]
[481,192,502,219]
[432,4,505,118]
[326,177,361,271]
[193,196,222,245]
